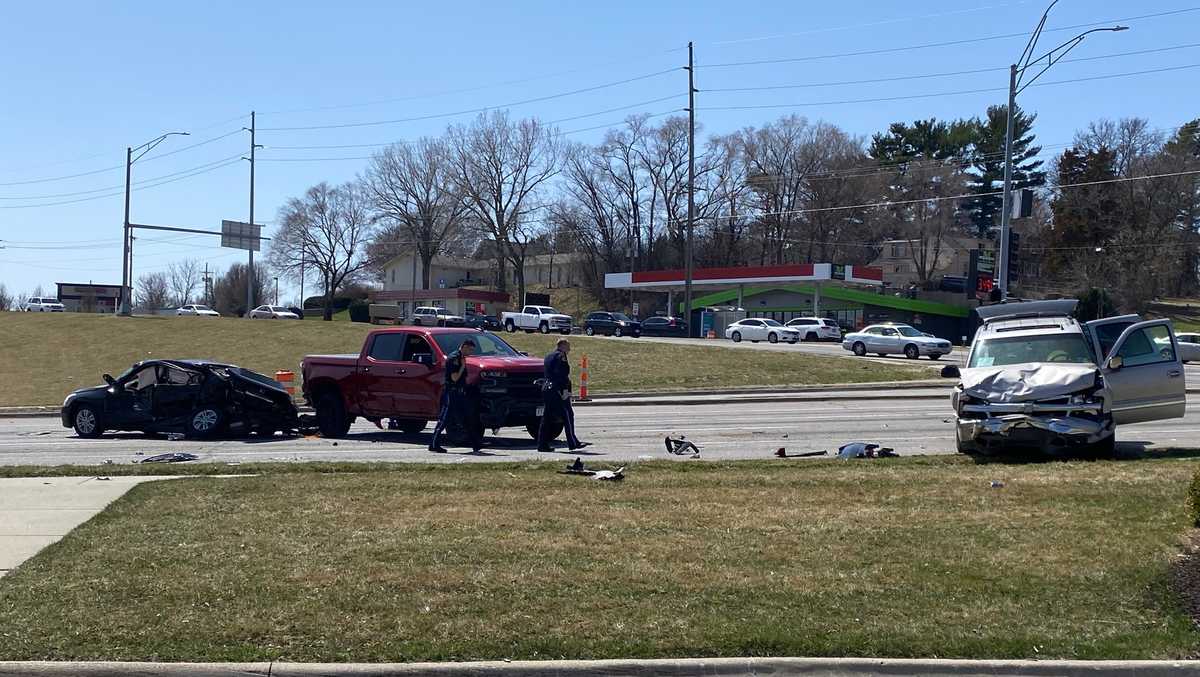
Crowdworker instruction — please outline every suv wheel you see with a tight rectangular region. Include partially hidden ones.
[504,320,515,332]
[585,326,595,336]
[904,344,920,360]
[852,342,867,356]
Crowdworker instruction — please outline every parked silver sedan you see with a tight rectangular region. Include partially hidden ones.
[1176,332,1200,363]
[248,305,300,320]
[842,323,952,360]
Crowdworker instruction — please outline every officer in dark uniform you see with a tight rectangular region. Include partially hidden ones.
[429,338,482,453]
[538,339,588,452]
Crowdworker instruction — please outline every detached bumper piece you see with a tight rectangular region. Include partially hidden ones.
[958,411,1112,453]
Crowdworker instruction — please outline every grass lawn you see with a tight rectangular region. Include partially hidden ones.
[0,314,930,406]
[0,457,1197,662]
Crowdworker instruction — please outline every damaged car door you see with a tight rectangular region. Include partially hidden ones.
[1091,319,1186,424]
[151,364,204,424]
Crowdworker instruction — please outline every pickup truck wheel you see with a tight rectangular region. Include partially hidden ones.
[504,320,515,332]
[528,418,563,441]
[316,391,351,438]
[539,322,550,334]
[72,404,104,439]
[394,419,426,435]
[904,344,920,360]
[852,342,866,356]
[585,326,595,336]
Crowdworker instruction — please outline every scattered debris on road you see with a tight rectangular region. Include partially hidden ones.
[559,457,626,481]
[139,452,200,464]
[775,448,828,458]
[836,442,899,460]
[991,480,1006,488]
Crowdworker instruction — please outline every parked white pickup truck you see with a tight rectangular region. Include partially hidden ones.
[500,305,573,335]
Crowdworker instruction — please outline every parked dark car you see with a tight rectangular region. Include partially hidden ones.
[584,311,641,337]
[639,315,689,337]
[465,314,501,330]
[287,306,305,319]
[61,360,300,439]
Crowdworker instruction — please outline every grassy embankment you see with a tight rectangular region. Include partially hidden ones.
[0,313,930,406]
[0,456,1197,661]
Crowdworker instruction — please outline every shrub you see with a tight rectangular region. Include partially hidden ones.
[348,300,371,324]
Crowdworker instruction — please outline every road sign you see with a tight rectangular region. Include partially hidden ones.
[632,302,640,317]
[831,264,846,281]
[221,220,262,252]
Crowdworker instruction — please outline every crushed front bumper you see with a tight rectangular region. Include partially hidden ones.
[957,401,1112,452]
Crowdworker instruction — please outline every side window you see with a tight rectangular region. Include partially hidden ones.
[160,366,197,386]
[882,328,898,336]
[368,333,406,361]
[402,335,435,362]
[1117,325,1175,367]
[1094,322,1136,359]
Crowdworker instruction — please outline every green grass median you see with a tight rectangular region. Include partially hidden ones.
[0,314,930,407]
[0,457,1197,661]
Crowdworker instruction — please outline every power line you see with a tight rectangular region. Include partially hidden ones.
[0,157,244,210]
[259,70,681,132]
[700,64,1200,112]
[697,7,1200,69]
[705,43,1200,93]
[0,152,246,201]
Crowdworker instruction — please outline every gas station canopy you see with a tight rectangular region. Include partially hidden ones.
[604,263,883,291]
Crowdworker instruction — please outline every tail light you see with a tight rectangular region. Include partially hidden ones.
[668,319,676,326]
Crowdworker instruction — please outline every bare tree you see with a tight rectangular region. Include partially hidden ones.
[0,284,12,311]
[268,181,375,320]
[135,272,171,312]
[167,259,201,307]
[32,284,44,299]
[212,262,269,317]
[365,137,468,288]
[448,111,561,303]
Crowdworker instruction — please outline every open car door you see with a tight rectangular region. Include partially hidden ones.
[1096,319,1186,424]
[1084,315,1142,363]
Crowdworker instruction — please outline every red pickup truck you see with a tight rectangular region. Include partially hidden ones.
[301,327,563,442]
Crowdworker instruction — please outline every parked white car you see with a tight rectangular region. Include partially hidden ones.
[248,305,299,320]
[786,317,842,342]
[500,305,573,334]
[1175,332,1200,363]
[411,306,465,327]
[724,318,800,344]
[842,323,952,360]
[23,297,65,312]
[176,304,220,317]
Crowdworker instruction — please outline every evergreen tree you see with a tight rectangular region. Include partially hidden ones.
[963,104,1045,237]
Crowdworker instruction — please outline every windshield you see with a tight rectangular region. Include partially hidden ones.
[536,306,560,315]
[897,326,925,337]
[968,334,1096,368]
[433,332,520,357]
[762,319,784,327]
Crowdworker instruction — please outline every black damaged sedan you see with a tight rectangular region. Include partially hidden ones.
[61,359,300,439]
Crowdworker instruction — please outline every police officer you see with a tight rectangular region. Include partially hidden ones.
[538,339,588,452]
[429,338,482,453]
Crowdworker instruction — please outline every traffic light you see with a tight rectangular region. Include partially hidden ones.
[1007,231,1021,283]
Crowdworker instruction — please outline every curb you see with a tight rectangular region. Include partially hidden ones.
[3,657,1200,676]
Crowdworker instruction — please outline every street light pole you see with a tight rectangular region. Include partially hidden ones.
[118,131,189,316]
[996,1,1126,300]
[684,40,696,335]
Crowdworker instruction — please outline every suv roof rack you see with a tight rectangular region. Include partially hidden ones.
[975,299,1078,324]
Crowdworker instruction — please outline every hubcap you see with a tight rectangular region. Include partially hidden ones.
[193,409,218,431]
[75,409,96,434]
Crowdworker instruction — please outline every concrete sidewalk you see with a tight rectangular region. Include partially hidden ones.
[2,657,1199,676]
[0,475,178,576]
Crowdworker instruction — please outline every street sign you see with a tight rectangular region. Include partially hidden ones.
[977,251,995,275]
[221,220,262,252]
[831,264,846,281]
[632,302,640,317]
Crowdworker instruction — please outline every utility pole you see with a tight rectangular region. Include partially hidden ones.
[684,41,696,336]
[128,235,135,310]
[203,262,211,306]
[997,64,1017,300]
[120,147,133,315]
[245,111,260,316]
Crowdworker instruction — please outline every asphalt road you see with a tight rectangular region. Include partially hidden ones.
[6,391,1200,467]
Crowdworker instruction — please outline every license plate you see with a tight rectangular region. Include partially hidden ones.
[536,406,545,417]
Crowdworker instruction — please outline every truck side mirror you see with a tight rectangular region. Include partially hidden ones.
[940,365,960,379]
[1106,355,1124,371]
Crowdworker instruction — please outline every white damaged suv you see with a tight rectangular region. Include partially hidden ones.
[945,300,1185,456]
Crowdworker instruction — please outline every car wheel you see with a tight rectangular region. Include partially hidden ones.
[614,326,623,337]
[72,404,103,439]
[1084,433,1117,459]
[394,418,427,435]
[904,344,920,360]
[929,353,942,361]
[954,427,976,455]
[504,320,515,332]
[768,332,778,344]
[585,326,595,336]
[852,342,866,356]
[539,323,550,334]
[731,331,742,343]
[528,417,563,442]
[806,332,818,342]
[789,338,797,344]
[315,391,351,438]
[186,407,224,439]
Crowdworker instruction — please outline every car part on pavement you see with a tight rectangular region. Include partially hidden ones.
[775,448,828,458]
[664,435,701,456]
[836,442,898,459]
[138,452,200,463]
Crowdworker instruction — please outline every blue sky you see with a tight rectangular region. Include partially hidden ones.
[2,0,1197,301]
